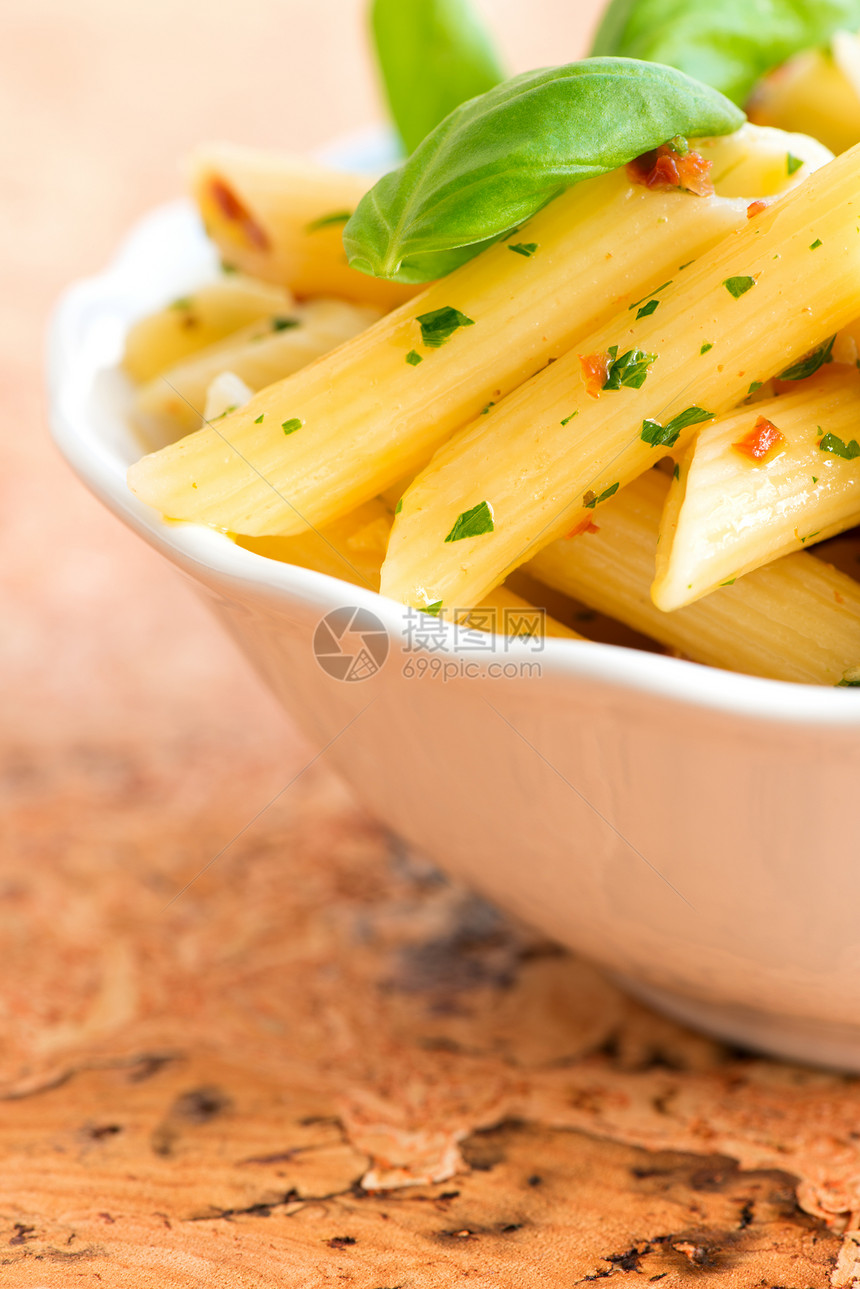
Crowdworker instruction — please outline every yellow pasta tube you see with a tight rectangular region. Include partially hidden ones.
[527,471,860,686]
[748,33,860,156]
[133,298,382,448]
[130,126,824,538]
[381,142,860,613]
[653,368,860,610]
[190,144,418,310]
[236,504,578,637]
[123,275,293,383]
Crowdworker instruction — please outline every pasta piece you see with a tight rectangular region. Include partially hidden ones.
[748,34,860,156]
[123,275,293,383]
[653,368,860,610]
[236,498,394,592]
[527,471,860,686]
[381,142,860,612]
[236,503,578,637]
[133,298,382,449]
[130,126,826,537]
[190,144,418,310]
[203,371,253,423]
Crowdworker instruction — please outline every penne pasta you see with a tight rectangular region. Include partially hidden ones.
[122,275,293,383]
[133,297,382,449]
[236,503,579,637]
[527,470,860,686]
[653,368,860,610]
[380,141,860,613]
[130,126,827,539]
[748,33,860,156]
[190,144,419,310]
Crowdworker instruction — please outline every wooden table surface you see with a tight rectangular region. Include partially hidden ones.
[5,2,860,1284]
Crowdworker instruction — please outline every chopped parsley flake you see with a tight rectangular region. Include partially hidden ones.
[272,315,300,331]
[719,578,736,586]
[508,242,538,257]
[837,667,860,686]
[560,411,578,426]
[395,498,403,514]
[480,401,496,414]
[444,500,495,542]
[812,476,818,483]
[406,349,423,366]
[281,418,303,435]
[786,153,804,175]
[423,600,443,616]
[810,238,822,250]
[723,275,756,298]
[583,482,620,509]
[254,413,264,423]
[779,335,835,381]
[306,210,352,232]
[636,298,660,320]
[629,281,672,310]
[416,306,475,348]
[700,341,713,355]
[819,432,860,460]
[640,405,713,449]
[603,346,656,391]
[748,380,762,395]
[673,463,680,480]
[679,259,695,270]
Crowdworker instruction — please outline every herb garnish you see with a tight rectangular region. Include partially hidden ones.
[787,153,804,175]
[417,306,475,348]
[629,281,672,310]
[700,341,713,354]
[423,600,443,615]
[810,238,822,249]
[583,482,620,508]
[170,297,192,310]
[272,316,300,331]
[254,414,264,424]
[636,299,660,319]
[395,498,403,514]
[603,346,656,390]
[444,500,495,541]
[723,275,756,298]
[640,405,712,448]
[282,418,303,435]
[406,349,423,365]
[819,432,860,459]
[305,210,353,232]
[560,411,578,426]
[481,401,496,414]
[779,335,835,381]
[673,462,680,479]
[748,380,762,395]
[508,242,538,257]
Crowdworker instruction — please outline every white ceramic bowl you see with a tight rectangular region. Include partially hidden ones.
[48,156,860,1070]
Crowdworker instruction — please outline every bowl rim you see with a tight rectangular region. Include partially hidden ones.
[46,191,860,732]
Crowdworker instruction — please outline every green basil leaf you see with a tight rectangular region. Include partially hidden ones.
[444,500,495,541]
[343,58,744,282]
[819,433,860,460]
[370,0,504,156]
[778,335,835,381]
[590,0,860,106]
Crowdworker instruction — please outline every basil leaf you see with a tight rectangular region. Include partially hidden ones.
[603,345,656,390]
[343,58,744,282]
[590,0,860,106]
[370,0,504,156]
[641,405,713,448]
[819,433,860,460]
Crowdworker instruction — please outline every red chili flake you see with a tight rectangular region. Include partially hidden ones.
[627,144,713,197]
[747,200,769,219]
[565,517,600,539]
[208,177,270,251]
[732,416,785,462]
[578,351,610,398]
